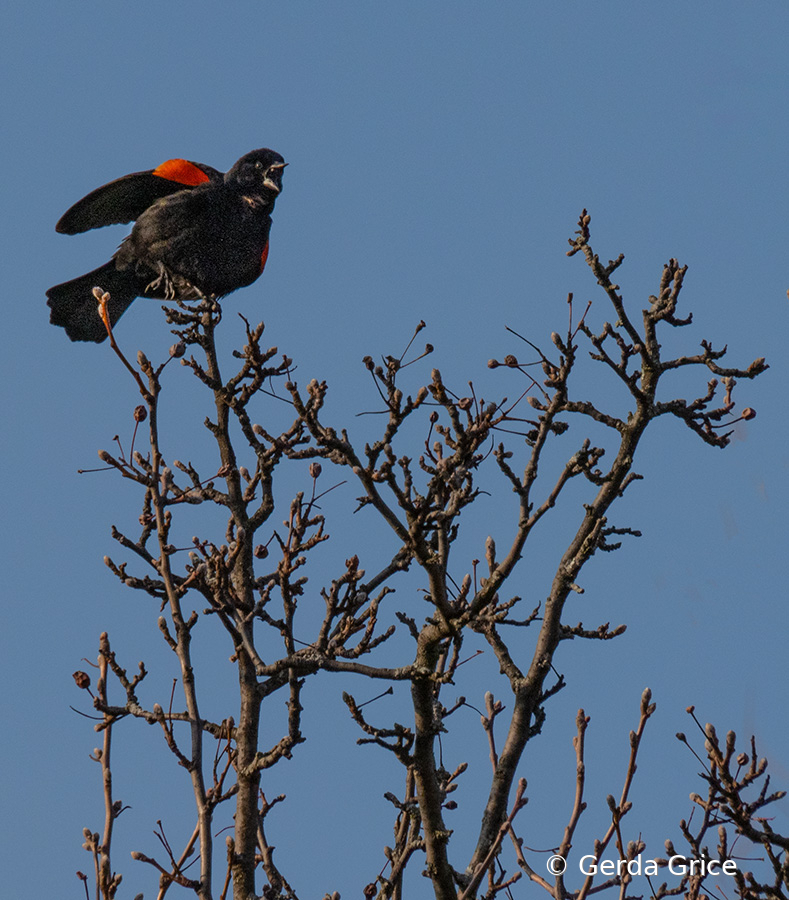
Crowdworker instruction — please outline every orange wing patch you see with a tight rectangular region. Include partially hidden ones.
[152,159,211,186]
[260,241,270,273]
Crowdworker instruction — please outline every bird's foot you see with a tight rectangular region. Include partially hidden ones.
[146,263,179,301]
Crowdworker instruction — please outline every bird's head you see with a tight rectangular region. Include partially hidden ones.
[227,148,287,200]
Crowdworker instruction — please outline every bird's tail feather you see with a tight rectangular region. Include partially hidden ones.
[47,262,139,343]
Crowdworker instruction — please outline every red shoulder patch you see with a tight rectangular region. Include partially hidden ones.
[260,241,270,273]
[152,159,211,186]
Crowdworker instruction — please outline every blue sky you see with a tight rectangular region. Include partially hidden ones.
[3,3,788,896]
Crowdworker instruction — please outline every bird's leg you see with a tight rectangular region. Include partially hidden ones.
[146,262,178,300]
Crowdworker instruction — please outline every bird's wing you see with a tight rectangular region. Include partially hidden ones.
[55,160,223,234]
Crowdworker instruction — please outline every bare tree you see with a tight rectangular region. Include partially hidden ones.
[70,212,780,900]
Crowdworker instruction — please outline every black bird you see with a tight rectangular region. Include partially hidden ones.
[47,149,286,342]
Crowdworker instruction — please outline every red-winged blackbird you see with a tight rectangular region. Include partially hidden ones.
[47,149,286,342]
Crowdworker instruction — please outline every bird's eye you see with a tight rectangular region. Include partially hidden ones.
[255,161,264,169]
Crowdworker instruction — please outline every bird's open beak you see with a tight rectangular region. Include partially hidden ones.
[264,162,288,194]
